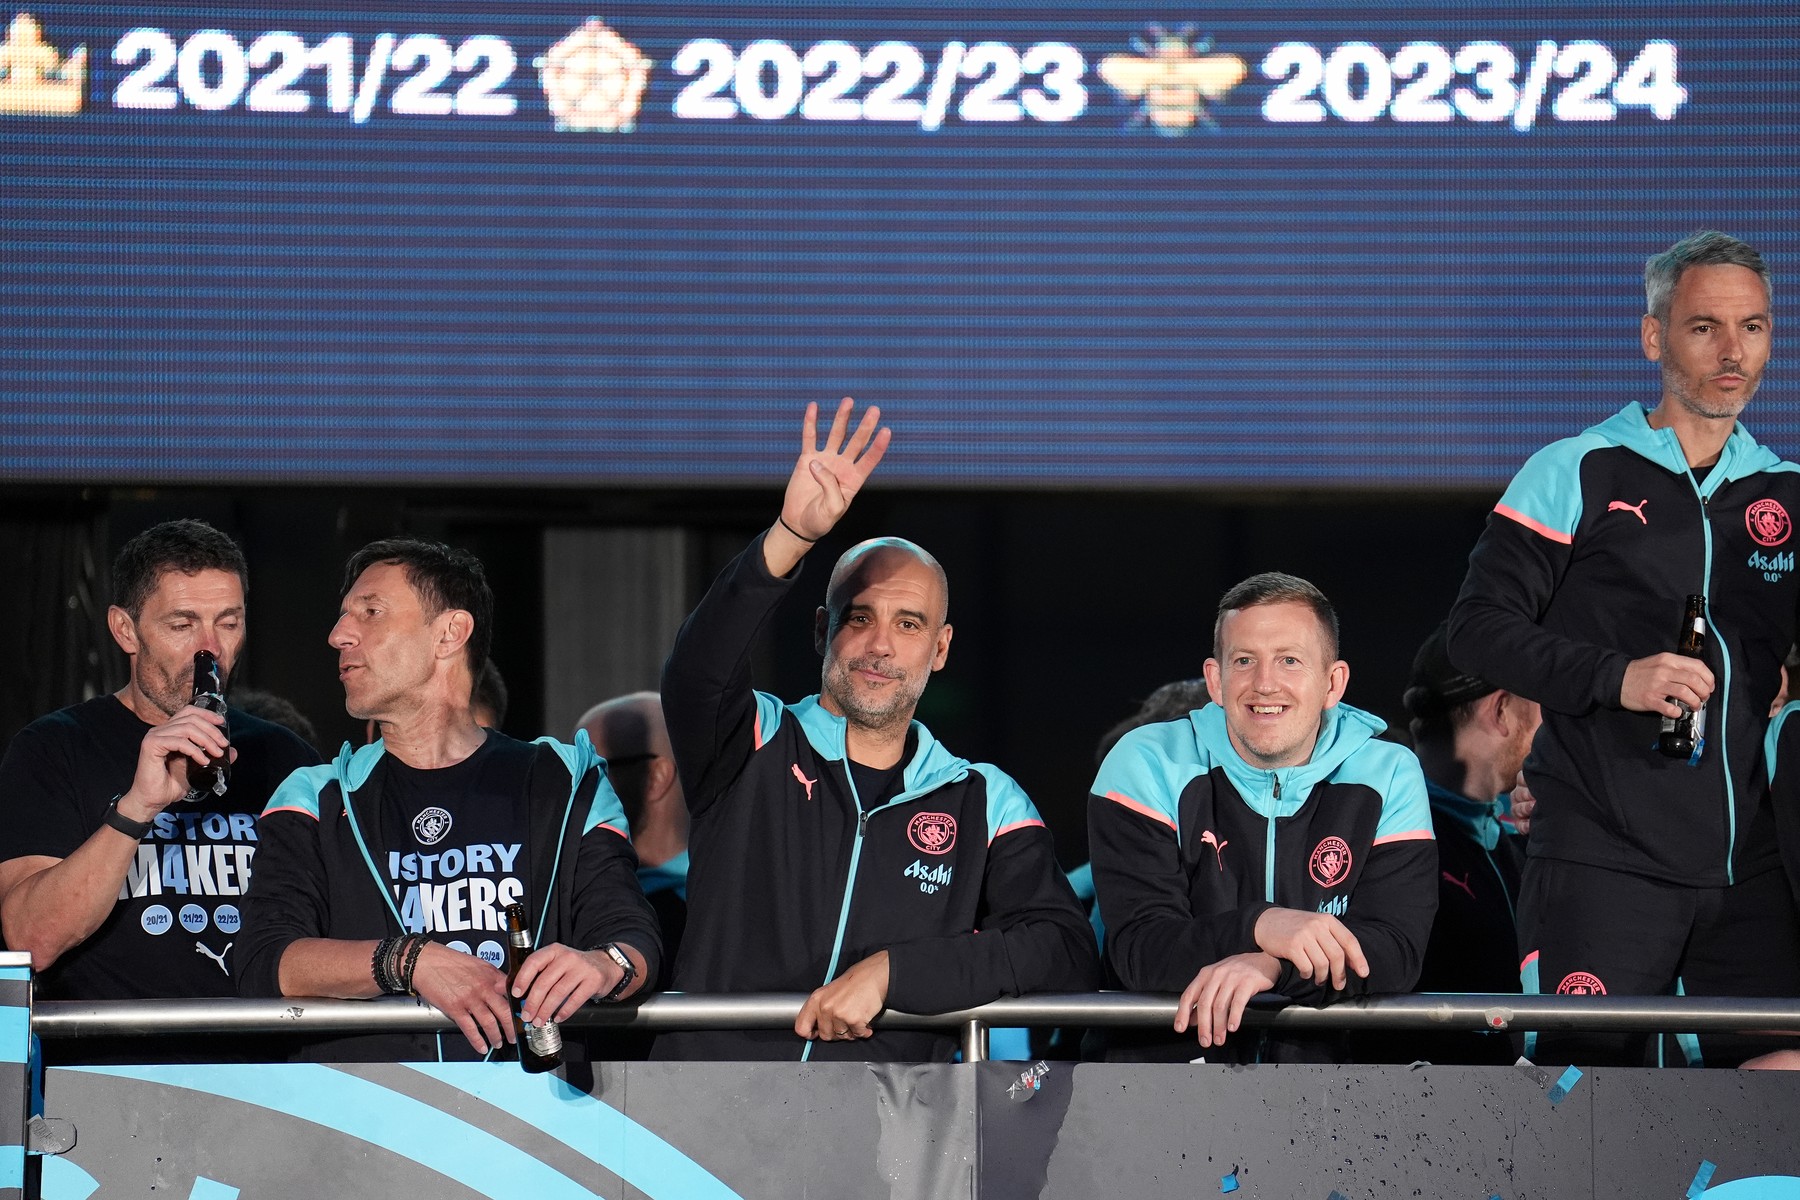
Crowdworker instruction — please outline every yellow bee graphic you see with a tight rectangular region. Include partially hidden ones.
[1099,25,1245,135]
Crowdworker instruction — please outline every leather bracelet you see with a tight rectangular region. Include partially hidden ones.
[101,794,153,841]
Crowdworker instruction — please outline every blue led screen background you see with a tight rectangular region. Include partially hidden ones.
[3,2,1795,488]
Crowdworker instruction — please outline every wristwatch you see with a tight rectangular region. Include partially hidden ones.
[101,794,153,840]
[597,942,636,1002]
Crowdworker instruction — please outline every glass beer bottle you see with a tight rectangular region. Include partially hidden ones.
[503,902,563,1073]
[1656,594,1706,761]
[185,649,231,799]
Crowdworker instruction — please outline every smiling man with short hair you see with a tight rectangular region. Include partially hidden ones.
[1089,572,1436,1062]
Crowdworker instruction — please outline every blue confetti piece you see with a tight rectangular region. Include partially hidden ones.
[1688,1160,1717,1198]
[1328,1192,1351,1200]
[1546,1064,1583,1104]
[1221,1170,1239,1193]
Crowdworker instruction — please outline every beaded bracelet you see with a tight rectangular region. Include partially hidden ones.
[371,935,404,994]
[399,934,429,996]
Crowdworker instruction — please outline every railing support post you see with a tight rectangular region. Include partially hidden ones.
[961,1018,988,1063]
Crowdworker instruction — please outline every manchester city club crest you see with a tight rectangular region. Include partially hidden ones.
[412,806,454,846]
[1309,835,1353,888]
[907,811,957,855]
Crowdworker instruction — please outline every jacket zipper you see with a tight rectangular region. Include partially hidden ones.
[1482,845,1516,924]
[1690,478,1738,883]
[803,767,870,1061]
[1256,771,1282,1062]
[1263,773,1281,903]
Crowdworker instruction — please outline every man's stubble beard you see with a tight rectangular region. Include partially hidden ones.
[824,657,926,734]
[135,651,196,720]
[1664,360,1761,422]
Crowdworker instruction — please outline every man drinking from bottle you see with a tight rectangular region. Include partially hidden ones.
[0,520,319,1062]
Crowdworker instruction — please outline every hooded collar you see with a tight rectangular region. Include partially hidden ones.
[639,849,690,899]
[330,737,388,792]
[1189,700,1388,817]
[1425,777,1504,851]
[1592,402,1782,492]
[790,694,971,804]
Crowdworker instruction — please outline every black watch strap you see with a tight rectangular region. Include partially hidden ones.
[102,794,153,840]
[599,942,636,1001]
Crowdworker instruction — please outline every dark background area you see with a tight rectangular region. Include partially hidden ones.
[0,481,1494,868]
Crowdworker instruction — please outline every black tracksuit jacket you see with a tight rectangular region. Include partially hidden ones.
[1449,403,1800,886]
[655,534,1098,1062]
[1088,702,1437,1062]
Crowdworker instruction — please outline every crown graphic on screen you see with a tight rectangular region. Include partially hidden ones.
[0,13,85,115]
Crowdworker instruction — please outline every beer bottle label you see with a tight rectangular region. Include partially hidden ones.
[524,1020,563,1057]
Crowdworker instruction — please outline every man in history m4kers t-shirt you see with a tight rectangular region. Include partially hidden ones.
[0,695,317,1005]
[378,736,530,969]
[235,537,660,1064]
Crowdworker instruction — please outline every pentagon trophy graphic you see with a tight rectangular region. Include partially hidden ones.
[536,17,651,133]
[1099,25,1244,135]
[0,12,86,115]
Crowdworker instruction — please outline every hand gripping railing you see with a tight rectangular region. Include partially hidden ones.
[32,991,1800,1063]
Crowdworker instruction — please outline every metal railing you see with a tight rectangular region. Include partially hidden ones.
[33,992,1800,1062]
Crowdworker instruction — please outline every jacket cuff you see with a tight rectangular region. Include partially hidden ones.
[1234,901,1273,956]
[747,528,806,585]
[1593,649,1632,711]
[1270,958,1325,1005]
[882,942,932,1013]
[610,933,662,997]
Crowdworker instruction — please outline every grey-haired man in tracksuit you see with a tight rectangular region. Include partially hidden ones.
[1449,230,1800,1067]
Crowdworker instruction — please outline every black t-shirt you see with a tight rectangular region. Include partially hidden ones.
[846,730,915,810]
[848,759,903,810]
[0,695,320,1003]
[376,733,532,971]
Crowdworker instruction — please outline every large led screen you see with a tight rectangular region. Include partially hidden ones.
[2,3,1794,487]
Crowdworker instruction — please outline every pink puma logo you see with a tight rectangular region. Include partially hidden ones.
[791,763,818,801]
[1442,870,1477,900]
[1607,499,1649,525]
[1199,829,1229,871]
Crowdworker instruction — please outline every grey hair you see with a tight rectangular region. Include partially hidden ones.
[1644,231,1771,324]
